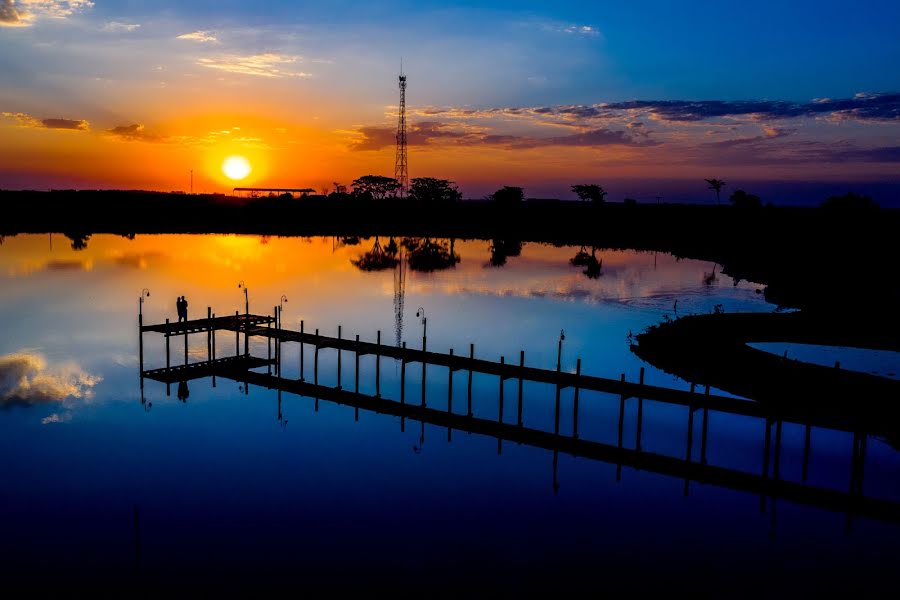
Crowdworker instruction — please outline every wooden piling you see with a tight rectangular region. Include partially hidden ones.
[401,341,407,405]
[314,328,319,386]
[337,325,342,390]
[572,358,581,438]
[517,350,524,427]
[375,330,381,397]
[499,356,505,424]
[355,335,360,394]
[467,343,474,416]
[299,320,305,381]
[165,318,170,369]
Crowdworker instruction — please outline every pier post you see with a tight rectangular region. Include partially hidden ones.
[401,341,407,405]
[355,335,360,394]
[314,329,319,386]
[467,343,474,416]
[375,330,381,396]
[267,317,272,374]
[275,306,280,377]
[299,320,305,380]
[138,307,144,374]
[573,358,581,439]
[337,325,342,390]
[448,349,454,414]
[206,307,212,364]
[616,373,625,482]
[165,318,170,370]
[183,319,188,366]
[701,386,710,464]
[211,312,217,387]
[499,356,505,424]
[244,313,249,356]
[761,419,772,513]
[517,350,524,426]
[554,383,561,436]
[636,367,644,450]
[235,311,240,356]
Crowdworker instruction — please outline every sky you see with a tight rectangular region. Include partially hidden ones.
[1,0,899,203]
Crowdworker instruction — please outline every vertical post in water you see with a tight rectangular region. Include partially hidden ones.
[701,385,710,464]
[355,335,360,394]
[235,311,240,356]
[183,320,188,366]
[314,329,319,386]
[375,330,381,397]
[498,356,505,424]
[400,341,407,405]
[138,306,144,374]
[337,325,342,390]
[572,358,581,439]
[206,307,212,364]
[467,343,474,416]
[517,350,524,427]
[165,318,170,370]
[616,373,625,482]
[299,320,305,381]
[635,367,644,450]
[761,419,772,513]
[211,313,217,387]
[448,349,454,414]
[267,318,272,374]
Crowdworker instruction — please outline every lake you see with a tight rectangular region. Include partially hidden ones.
[0,233,897,595]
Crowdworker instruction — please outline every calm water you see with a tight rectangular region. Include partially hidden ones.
[1,233,897,595]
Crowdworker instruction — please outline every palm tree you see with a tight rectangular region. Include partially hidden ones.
[704,178,726,205]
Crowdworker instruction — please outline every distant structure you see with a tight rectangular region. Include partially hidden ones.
[233,187,315,199]
[394,66,409,198]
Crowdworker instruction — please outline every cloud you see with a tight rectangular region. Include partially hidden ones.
[601,92,900,123]
[0,0,93,26]
[351,120,649,151]
[561,24,601,37]
[197,53,310,78]
[102,20,140,33]
[0,351,101,408]
[2,111,89,130]
[106,123,165,142]
[177,30,217,42]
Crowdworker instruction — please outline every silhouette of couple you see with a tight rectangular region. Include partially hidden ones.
[176,296,189,322]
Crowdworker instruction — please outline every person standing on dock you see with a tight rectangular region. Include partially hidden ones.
[182,296,189,322]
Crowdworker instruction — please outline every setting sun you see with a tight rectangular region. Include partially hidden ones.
[222,156,252,181]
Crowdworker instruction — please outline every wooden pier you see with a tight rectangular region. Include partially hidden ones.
[138,310,900,528]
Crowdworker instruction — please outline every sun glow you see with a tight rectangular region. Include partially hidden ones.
[222,156,252,180]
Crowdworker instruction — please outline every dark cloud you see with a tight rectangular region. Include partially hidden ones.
[353,121,476,150]
[353,121,650,151]
[41,118,89,130]
[602,93,900,123]
[494,128,656,149]
[107,124,164,142]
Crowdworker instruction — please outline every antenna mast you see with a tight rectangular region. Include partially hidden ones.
[394,62,408,198]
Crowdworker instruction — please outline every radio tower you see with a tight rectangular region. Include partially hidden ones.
[394,63,409,198]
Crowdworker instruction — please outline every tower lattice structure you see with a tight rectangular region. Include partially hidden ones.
[394,71,408,198]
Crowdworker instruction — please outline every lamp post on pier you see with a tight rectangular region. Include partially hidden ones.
[279,294,288,328]
[416,307,427,351]
[557,329,565,372]
[139,288,150,320]
[238,281,249,315]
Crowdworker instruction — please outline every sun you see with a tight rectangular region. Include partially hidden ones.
[222,155,252,181]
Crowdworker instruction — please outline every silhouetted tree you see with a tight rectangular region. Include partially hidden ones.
[332,182,347,195]
[705,178,726,205]
[406,238,460,272]
[571,184,607,204]
[488,239,523,267]
[821,192,879,212]
[351,237,399,271]
[729,189,762,209]
[64,232,91,251]
[351,175,401,200]
[408,177,462,203]
[490,186,524,205]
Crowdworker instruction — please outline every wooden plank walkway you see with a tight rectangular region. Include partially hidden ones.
[139,313,885,435]
[142,354,275,384]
